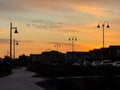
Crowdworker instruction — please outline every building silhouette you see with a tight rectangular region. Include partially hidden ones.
[18,45,120,65]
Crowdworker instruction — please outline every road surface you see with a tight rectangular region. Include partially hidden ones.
[0,67,45,90]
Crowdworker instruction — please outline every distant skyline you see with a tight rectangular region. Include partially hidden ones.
[0,0,120,58]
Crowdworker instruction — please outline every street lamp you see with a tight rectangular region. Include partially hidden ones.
[46,48,51,51]
[54,43,61,51]
[97,21,110,48]
[10,22,18,60]
[13,39,19,60]
[68,37,77,52]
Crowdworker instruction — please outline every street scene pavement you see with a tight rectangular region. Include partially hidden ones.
[1,67,120,90]
[0,67,45,90]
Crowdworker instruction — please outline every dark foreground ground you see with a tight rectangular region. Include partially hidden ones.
[0,62,11,77]
[36,76,120,90]
[29,64,120,90]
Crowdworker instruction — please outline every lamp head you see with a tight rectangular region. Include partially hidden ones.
[68,38,71,41]
[97,24,100,28]
[14,29,18,33]
[16,42,19,45]
[107,24,110,28]
[75,38,77,41]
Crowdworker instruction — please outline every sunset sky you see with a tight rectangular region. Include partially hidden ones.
[0,0,120,58]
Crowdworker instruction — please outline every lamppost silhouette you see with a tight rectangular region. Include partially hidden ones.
[97,21,110,48]
[68,37,77,52]
[46,48,51,51]
[10,22,18,60]
[7,51,9,56]
[13,39,19,60]
[54,43,61,51]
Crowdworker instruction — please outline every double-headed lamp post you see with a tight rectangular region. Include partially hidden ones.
[10,22,18,60]
[46,48,51,51]
[68,37,77,52]
[97,21,110,48]
[54,43,61,51]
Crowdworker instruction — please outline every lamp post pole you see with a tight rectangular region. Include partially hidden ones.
[10,23,12,60]
[97,21,110,60]
[68,37,77,52]
[97,21,110,48]
[13,39,19,60]
[10,22,18,61]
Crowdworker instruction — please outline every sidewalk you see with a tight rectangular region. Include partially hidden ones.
[0,67,45,90]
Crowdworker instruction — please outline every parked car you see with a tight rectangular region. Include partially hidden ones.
[113,61,120,67]
[102,60,113,66]
[73,63,80,66]
[92,61,103,66]
[83,61,91,66]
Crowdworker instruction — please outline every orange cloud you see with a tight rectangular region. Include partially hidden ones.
[22,0,114,17]
[68,3,112,17]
